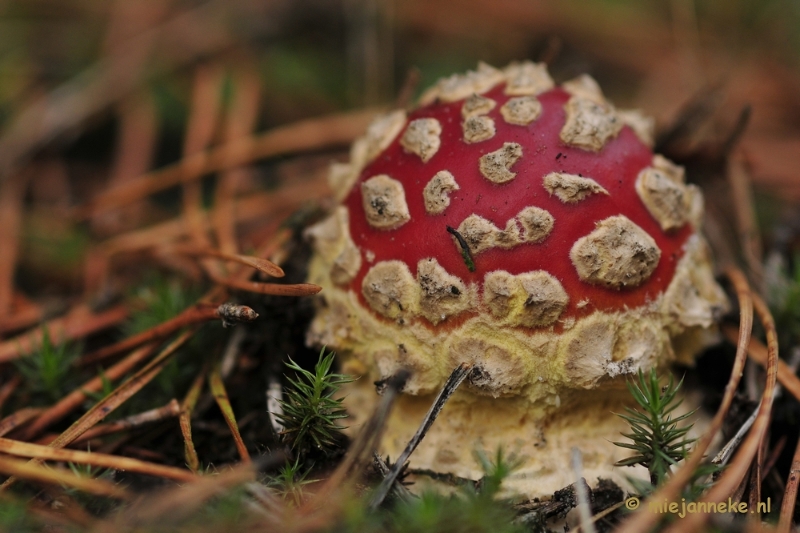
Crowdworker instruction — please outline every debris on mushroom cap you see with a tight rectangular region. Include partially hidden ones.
[306,61,728,496]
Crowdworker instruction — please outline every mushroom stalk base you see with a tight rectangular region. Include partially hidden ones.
[343,378,702,497]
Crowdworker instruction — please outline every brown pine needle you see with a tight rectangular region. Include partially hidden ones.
[0,455,130,500]
[71,399,182,444]
[180,366,207,473]
[0,170,29,317]
[727,156,763,290]
[724,325,800,402]
[208,365,250,463]
[617,266,754,533]
[0,331,192,492]
[22,343,158,440]
[208,273,322,297]
[88,176,323,277]
[182,63,224,245]
[76,108,379,219]
[0,304,128,363]
[778,436,800,533]
[0,436,196,483]
[173,246,284,277]
[56,331,192,450]
[77,305,220,367]
[0,407,45,437]
[214,63,261,256]
[0,297,44,335]
[241,227,294,280]
[662,291,778,533]
[0,374,22,411]
[93,459,271,532]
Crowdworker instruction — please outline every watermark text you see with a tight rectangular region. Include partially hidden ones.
[624,497,771,518]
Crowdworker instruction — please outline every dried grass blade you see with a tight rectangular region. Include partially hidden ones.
[0,437,196,482]
[208,365,250,462]
[662,292,778,533]
[179,365,207,473]
[22,343,158,440]
[617,267,754,533]
[0,304,128,363]
[0,455,130,499]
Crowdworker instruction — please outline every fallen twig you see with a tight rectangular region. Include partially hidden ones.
[308,370,409,513]
[370,362,473,509]
[70,399,182,444]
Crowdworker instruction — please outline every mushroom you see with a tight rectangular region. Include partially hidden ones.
[305,61,728,496]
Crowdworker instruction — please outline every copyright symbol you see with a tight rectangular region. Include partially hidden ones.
[625,497,640,510]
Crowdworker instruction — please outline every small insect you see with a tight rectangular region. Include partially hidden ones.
[216,303,259,328]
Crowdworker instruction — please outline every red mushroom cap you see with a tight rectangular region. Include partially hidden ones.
[306,62,727,397]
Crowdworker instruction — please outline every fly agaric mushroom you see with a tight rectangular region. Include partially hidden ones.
[305,61,728,495]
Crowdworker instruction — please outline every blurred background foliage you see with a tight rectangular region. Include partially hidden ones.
[0,0,796,303]
[1,0,799,162]
[0,1,798,530]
